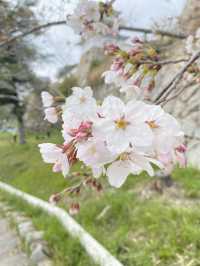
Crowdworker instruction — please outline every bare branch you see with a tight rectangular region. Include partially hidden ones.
[158,81,196,105]
[120,26,187,39]
[139,58,188,66]
[154,50,200,104]
[185,135,200,142]
[0,21,188,49]
[0,21,67,48]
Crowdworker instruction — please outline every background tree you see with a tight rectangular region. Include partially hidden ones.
[0,0,39,144]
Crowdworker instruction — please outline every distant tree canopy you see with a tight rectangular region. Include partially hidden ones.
[0,0,39,143]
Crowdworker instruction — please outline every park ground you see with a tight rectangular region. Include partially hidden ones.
[1,132,200,266]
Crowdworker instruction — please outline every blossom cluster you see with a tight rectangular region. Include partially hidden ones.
[39,87,186,189]
[103,38,161,100]
[67,0,120,39]
[184,28,200,83]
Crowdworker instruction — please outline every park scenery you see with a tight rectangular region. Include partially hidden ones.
[0,0,200,265]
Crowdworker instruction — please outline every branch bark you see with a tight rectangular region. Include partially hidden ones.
[0,21,66,48]
[139,58,188,66]
[120,26,187,39]
[154,50,200,104]
[0,21,188,48]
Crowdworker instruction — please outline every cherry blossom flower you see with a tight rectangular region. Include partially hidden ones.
[76,137,116,177]
[94,96,153,153]
[39,80,185,189]
[38,143,69,177]
[63,87,97,120]
[44,107,58,124]
[158,143,187,175]
[141,103,184,154]
[41,91,54,108]
[107,150,163,188]
[67,0,120,39]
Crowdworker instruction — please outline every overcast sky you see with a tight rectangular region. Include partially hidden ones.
[27,0,186,80]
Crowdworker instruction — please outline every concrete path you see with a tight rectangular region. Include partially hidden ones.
[0,218,28,266]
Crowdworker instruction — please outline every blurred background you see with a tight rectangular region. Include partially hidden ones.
[1,1,200,265]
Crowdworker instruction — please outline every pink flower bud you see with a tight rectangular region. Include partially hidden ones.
[69,203,80,215]
[104,43,119,55]
[49,193,61,205]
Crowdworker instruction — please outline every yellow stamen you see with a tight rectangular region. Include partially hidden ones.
[146,120,159,129]
[115,118,129,129]
[89,146,97,155]
[80,96,86,103]
[119,153,129,161]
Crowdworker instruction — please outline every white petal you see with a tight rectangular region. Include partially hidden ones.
[102,96,125,119]
[92,166,104,178]
[60,154,70,177]
[107,160,131,188]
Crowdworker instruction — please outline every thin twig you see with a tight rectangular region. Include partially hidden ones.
[0,21,187,48]
[185,135,200,142]
[0,21,66,48]
[154,50,200,104]
[120,26,187,39]
[139,58,188,66]
[159,81,196,105]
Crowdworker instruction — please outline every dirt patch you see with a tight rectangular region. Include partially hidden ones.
[134,178,200,208]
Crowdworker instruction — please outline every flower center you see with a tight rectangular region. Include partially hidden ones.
[115,118,129,129]
[146,120,159,129]
[89,146,97,155]
[119,152,129,161]
[80,96,86,103]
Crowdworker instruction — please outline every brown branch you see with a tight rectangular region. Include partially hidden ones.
[154,50,200,104]
[185,135,200,142]
[0,21,67,48]
[0,21,188,48]
[159,81,196,105]
[139,58,188,66]
[119,26,187,39]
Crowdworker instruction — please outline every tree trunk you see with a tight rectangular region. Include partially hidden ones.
[15,104,26,145]
[17,115,26,144]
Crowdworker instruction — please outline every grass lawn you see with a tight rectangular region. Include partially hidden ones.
[1,132,200,265]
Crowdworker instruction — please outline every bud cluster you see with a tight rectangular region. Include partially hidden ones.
[67,0,120,40]
[103,38,161,100]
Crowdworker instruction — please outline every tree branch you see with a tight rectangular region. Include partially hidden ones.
[154,50,200,104]
[185,134,200,142]
[0,21,188,49]
[119,26,187,39]
[158,81,196,105]
[139,58,188,66]
[0,21,67,48]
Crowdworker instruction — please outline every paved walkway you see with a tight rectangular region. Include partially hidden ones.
[0,218,28,266]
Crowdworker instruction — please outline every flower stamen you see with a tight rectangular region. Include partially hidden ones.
[115,118,129,129]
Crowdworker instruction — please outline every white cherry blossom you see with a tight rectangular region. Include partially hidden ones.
[63,87,97,120]
[41,91,54,107]
[76,137,116,177]
[141,103,184,153]
[67,0,120,39]
[94,96,153,153]
[107,150,163,188]
[44,107,58,124]
[38,143,69,177]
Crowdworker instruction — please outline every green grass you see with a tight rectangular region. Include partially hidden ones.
[0,191,94,266]
[1,132,200,265]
